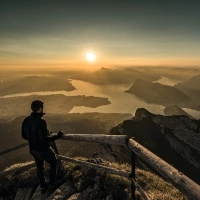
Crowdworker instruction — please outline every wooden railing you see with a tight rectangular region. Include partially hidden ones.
[0,134,200,200]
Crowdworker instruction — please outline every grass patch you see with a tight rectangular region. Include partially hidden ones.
[0,159,186,200]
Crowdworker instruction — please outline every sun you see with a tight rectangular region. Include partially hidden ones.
[86,52,96,62]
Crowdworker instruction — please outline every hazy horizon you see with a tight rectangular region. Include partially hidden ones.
[1,65,200,72]
[1,1,200,70]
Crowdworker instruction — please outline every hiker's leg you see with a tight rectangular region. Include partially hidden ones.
[34,156,46,187]
[45,148,57,186]
[46,158,57,186]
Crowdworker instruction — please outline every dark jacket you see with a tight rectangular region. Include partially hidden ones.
[21,112,58,152]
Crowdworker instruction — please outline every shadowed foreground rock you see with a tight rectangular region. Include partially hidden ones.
[13,158,130,200]
[14,187,34,200]
[45,182,75,200]
[110,108,200,184]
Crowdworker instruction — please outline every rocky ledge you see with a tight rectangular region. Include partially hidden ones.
[110,108,200,184]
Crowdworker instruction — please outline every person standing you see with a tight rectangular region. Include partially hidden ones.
[21,99,64,193]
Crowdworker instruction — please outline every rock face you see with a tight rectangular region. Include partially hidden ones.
[125,79,192,106]
[110,108,200,184]
[98,144,130,164]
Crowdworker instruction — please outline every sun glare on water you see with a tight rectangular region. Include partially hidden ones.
[86,52,96,62]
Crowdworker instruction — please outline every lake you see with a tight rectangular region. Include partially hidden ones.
[1,78,200,118]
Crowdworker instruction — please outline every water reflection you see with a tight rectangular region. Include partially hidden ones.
[153,76,182,86]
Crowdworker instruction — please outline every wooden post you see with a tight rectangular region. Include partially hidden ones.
[50,141,63,178]
[131,151,136,200]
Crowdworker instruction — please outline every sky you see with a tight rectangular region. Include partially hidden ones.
[0,0,200,70]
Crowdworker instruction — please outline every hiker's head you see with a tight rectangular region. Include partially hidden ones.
[31,99,44,113]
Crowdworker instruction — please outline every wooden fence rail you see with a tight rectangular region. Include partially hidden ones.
[0,142,28,156]
[128,138,200,200]
[0,156,131,178]
[0,134,127,156]
[54,133,128,146]
[57,155,130,178]
[0,134,200,200]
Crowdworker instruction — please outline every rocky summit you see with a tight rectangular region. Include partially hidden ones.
[110,108,200,184]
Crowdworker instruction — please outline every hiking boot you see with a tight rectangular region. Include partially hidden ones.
[48,184,56,191]
[40,182,48,194]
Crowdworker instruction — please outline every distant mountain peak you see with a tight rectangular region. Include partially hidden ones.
[98,67,112,71]
[135,108,154,120]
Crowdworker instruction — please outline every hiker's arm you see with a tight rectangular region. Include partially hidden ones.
[38,120,63,141]
[48,131,64,141]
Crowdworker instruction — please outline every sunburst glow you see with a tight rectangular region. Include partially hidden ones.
[86,52,96,62]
